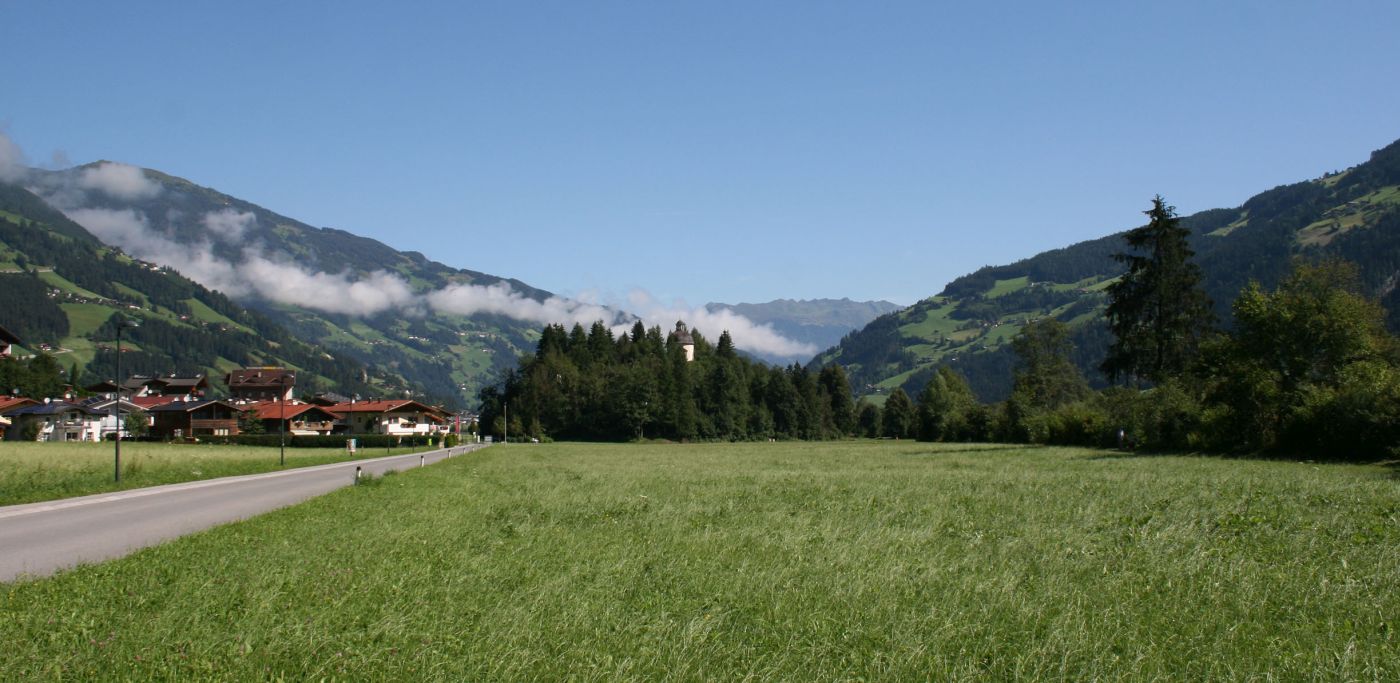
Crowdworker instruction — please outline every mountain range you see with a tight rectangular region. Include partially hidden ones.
[813,137,1400,402]
[1,162,893,405]
[4,136,1397,408]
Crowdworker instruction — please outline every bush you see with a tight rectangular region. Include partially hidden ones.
[1099,381,1207,451]
[1022,400,1111,447]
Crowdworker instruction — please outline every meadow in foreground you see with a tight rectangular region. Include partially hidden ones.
[0,441,431,505]
[1,441,1396,680]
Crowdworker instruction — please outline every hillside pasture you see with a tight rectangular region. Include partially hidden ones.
[1,441,1395,680]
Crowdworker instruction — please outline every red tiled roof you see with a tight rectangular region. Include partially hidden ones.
[248,402,340,421]
[0,397,40,413]
[325,400,448,422]
[131,395,182,409]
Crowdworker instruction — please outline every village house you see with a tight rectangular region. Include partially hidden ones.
[79,396,149,441]
[2,400,104,442]
[327,399,449,436]
[243,400,342,436]
[87,374,209,399]
[146,399,242,440]
[225,367,296,401]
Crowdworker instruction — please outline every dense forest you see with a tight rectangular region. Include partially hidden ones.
[482,260,1399,461]
[479,321,857,442]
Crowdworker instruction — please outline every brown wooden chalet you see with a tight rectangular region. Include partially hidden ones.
[147,399,242,439]
[245,401,342,435]
[225,367,296,401]
[326,399,449,436]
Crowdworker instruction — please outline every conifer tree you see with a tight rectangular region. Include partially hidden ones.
[856,400,882,438]
[817,364,856,436]
[1103,195,1214,384]
[881,387,915,439]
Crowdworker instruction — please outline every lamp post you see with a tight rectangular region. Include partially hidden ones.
[279,372,295,466]
[113,316,139,483]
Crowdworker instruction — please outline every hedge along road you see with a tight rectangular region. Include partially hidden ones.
[0,443,489,582]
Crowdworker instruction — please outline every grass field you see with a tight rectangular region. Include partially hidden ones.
[1,441,1395,680]
[0,442,434,506]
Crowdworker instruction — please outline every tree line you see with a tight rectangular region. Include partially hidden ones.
[478,321,857,442]
[483,196,1399,460]
[898,197,1400,460]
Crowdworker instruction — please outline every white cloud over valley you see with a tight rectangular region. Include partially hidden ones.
[77,162,162,199]
[6,130,817,359]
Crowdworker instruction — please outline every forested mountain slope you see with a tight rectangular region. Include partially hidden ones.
[14,164,560,405]
[815,138,1400,402]
[0,182,385,398]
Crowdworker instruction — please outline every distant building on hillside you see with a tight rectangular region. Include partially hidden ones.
[0,324,20,358]
[225,367,296,401]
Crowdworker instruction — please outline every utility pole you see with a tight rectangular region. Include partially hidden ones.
[279,372,295,466]
[113,316,139,483]
[503,401,508,444]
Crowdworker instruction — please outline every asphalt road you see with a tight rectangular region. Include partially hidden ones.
[0,443,488,582]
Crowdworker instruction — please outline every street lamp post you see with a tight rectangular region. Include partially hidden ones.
[113,317,138,483]
[279,372,295,467]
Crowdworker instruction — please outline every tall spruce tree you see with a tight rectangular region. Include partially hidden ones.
[1102,196,1214,384]
[881,387,915,439]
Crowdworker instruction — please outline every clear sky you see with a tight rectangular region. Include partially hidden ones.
[3,1,1398,306]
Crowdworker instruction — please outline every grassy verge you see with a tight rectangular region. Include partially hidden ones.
[0,441,436,506]
[1,442,1397,680]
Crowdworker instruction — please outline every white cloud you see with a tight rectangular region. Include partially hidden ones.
[0,131,27,182]
[78,162,161,199]
[427,282,619,328]
[201,209,257,242]
[35,149,819,359]
[60,204,419,315]
[240,256,420,316]
[429,283,816,358]
[620,290,819,359]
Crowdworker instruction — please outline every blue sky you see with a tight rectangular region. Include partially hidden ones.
[3,1,1398,306]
